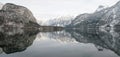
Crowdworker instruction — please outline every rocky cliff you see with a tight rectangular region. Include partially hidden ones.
[0,3,40,28]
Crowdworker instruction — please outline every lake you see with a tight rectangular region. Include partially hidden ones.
[0,28,120,57]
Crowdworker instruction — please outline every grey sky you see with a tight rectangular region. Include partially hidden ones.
[0,0,119,21]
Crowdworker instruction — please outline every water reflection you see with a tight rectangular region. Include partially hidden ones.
[0,28,39,54]
[66,28,120,56]
[37,28,120,57]
[0,27,120,57]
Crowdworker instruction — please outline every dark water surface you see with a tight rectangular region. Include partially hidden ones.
[0,28,120,57]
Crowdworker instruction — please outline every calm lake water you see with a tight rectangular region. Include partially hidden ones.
[0,29,120,57]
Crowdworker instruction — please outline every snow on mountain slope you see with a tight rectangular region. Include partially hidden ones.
[43,16,74,27]
[68,1,120,32]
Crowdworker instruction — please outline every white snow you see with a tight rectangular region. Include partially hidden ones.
[0,2,3,10]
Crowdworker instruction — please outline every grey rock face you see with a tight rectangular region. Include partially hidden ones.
[2,3,37,23]
[0,10,27,27]
[0,3,40,28]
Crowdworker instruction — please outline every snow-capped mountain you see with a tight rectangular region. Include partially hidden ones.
[43,16,74,27]
[68,1,120,32]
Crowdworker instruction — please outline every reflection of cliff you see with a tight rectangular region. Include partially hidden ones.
[0,28,39,54]
[66,29,120,56]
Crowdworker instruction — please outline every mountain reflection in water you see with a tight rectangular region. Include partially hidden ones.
[0,28,39,54]
[0,27,120,57]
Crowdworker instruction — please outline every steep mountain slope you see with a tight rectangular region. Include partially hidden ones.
[68,1,120,32]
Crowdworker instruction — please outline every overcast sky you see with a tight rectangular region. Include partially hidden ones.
[0,0,119,21]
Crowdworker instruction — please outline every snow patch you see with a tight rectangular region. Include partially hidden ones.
[0,2,3,10]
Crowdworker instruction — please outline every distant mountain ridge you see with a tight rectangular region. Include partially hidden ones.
[43,16,74,27]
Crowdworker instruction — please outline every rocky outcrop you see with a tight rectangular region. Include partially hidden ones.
[2,3,37,23]
[0,3,40,28]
